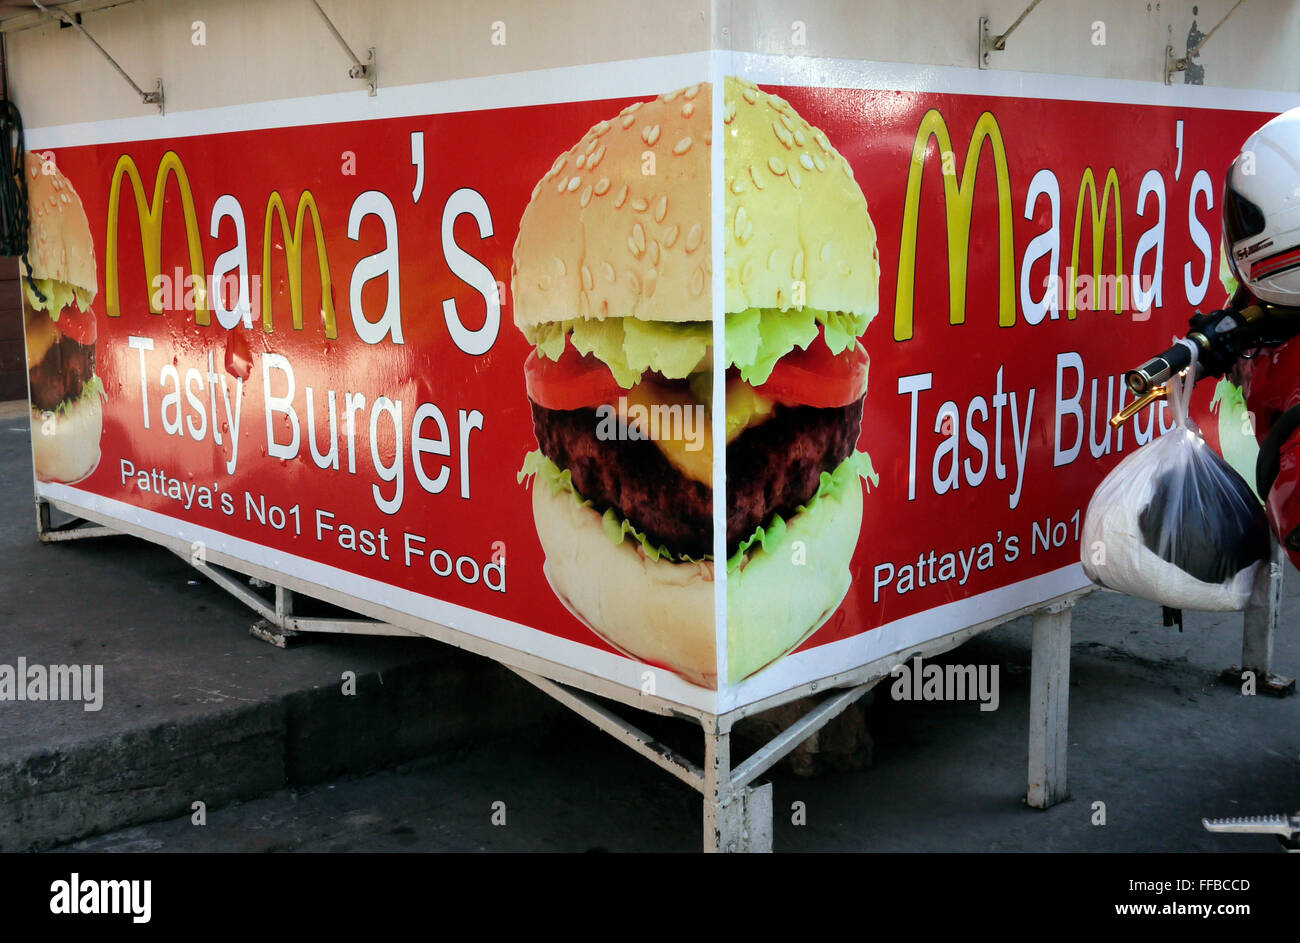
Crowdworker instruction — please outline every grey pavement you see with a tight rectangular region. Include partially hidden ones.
[0,411,557,852]
[57,591,1300,852]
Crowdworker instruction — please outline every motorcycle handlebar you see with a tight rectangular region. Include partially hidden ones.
[1124,342,1194,397]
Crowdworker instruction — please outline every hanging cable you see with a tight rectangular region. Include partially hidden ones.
[0,30,44,302]
[0,95,42,304]
[0,100,28,259]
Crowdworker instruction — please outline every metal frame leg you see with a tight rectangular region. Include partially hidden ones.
[173,549,418,644]
[502,667,870,851]
[702,717,732,852]
[702,717,774,853]
[1027,599,1072,809]
[35,497,115,543]
[1223,539,1294,696]
[276,585,294,624]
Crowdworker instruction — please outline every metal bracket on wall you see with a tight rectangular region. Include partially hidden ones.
[310,0,376,97]
[28,0,163,112]
[978,0,1046,69]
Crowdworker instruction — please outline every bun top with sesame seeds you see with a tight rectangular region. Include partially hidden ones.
[20,152,97,300]
[512,82,712,329]
[511,77,878,330]
[723,76,878,320]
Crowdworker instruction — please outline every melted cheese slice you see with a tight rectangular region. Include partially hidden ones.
[24,309,59,369]
[617,379,775,485]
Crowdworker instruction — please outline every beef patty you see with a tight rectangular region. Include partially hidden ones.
[28,334,96,412]
[531,396,862,558]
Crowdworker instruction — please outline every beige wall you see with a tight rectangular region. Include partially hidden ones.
[6,0,712,127]
[720,0,1300,91]
[6,0,1298,130]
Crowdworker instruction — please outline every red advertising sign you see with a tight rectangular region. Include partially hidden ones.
[20,59,1288,712]
[726,75,1278,704]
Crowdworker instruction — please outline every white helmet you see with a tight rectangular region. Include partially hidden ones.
[1224,105,1300,307]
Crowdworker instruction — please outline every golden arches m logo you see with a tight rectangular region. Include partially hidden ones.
[1069,167,1124,318]
[894,109,1015,342]
[105,151,209,323]
[262,191,337,338]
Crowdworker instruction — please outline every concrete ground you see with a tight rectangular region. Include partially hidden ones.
[0,408,558,853]
[57,590,1300,853]
[3,404,1299,852]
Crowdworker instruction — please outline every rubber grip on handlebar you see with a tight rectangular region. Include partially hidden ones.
[1125,342,1193,396]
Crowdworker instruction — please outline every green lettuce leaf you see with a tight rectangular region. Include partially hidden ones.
[530,322,568,362]
[819,310,873,355]
[48,373,105,417]
[23,278,93,319]
[727,449,878,571]
[1218,243,1240,302]
[525,318,712,389]
[526,305,871,389]
[1210,378,1262,502]
[726,307,873,385]
[518,450,709,563]
[726,307,817,386]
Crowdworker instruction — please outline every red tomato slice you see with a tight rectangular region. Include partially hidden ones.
[755,332,868,408]
[54,306,97,346]
[524,342,624,411]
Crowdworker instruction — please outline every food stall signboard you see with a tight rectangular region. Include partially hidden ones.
[22,53,1285,712]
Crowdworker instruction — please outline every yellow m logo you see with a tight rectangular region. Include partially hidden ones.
[262,190,337,338]
[894,109,1015,342]
[105,151,209,323]
[1069,168,1124,318]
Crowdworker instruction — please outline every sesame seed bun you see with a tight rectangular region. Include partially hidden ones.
[531,481,717,688]
[724,76,879,318]
[726,454,863,684]
[29,392,102,485]
[20,153,97,298]
[511,77,879,330]
[512,84,712,330]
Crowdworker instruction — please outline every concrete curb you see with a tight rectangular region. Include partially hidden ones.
[0,647,558,852]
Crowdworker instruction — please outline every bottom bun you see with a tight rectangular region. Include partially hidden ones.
[726,463,863,684]
[30,390,103,484]
[532,482,717,688]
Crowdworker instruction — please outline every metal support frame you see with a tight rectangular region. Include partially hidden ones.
[38,489,1085,849]
[1027,599,1073,808]
[309,0,376,96]
[35,497,114,542]
[509,668,705,791]
[165,548,420,644]
[506,666,869,852]
[28,0,162,112]
[978,0,1046,69]
[1165,0,1248,84]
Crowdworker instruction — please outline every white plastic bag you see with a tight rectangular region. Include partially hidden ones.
[1081,342,1270,611]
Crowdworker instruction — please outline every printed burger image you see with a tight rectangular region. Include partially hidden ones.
[721,77,878,684]
[20,154,104,483]
[516,78,877,688]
